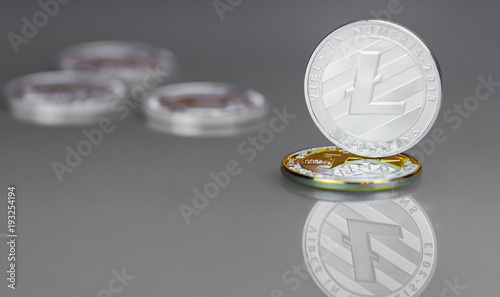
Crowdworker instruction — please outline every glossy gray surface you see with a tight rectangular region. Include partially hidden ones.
[1,1,499,296]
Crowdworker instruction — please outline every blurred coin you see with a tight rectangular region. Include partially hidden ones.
[281,146,421,191]
[304,19,441,157]
[4,71,126,125]
[142,82,268,137]
[58,41,175,88]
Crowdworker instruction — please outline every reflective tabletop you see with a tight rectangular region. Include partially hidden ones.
[1,0,499,296]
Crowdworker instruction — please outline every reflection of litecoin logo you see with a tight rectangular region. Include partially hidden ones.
[303,197,436,297]
[346,52,406,115]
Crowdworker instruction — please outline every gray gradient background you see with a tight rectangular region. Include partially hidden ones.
[0,0,499,296]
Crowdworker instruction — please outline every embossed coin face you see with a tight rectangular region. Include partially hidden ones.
[303,196,437,297]
[3,71,126,125]
[281,146,420,191]
[304,20,441,157]
[142,82,268,136]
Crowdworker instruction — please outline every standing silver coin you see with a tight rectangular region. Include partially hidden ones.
[303,196,437,297]
[305,20,441,157]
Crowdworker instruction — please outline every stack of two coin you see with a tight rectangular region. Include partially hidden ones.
[281,20,442,191]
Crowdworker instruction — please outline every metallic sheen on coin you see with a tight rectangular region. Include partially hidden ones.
[142,82,268,137]
[3,71,127,125]
[304,19,442,157]
[303,196,437,297]
[281,146,421,191]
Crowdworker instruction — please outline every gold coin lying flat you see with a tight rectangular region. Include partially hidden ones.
[281,146,421,191]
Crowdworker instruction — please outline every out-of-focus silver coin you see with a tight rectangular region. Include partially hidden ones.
[305,19,441,157]
[142,82,268,137]
[4,71,127,125]
[281,146,421,191]
[58,41,176,88]
[303,196,436,297]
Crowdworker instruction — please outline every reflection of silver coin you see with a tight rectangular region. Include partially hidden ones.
[303,196,436,297]
[142,82,268,137]
[304,20,441,157]
[281,146,421,191]
[3,71,127,125]
[58,41,176,87]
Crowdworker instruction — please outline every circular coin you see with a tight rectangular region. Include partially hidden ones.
[303,196,437,297]
[281,146,421,191]
[142,82,268,136]
[58,41,176,87]
[304,19,441,157]
[3,71,127,125]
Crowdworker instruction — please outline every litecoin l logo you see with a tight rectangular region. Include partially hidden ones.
[303,197,437,297]
[346,51,406,115]
[346,219,402,283]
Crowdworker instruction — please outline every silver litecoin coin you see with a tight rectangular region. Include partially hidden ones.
[4,71,127,126]
[304,19,442,157]
[303,196,437,297]
[142,82,268,137]
[58,41,176,88]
